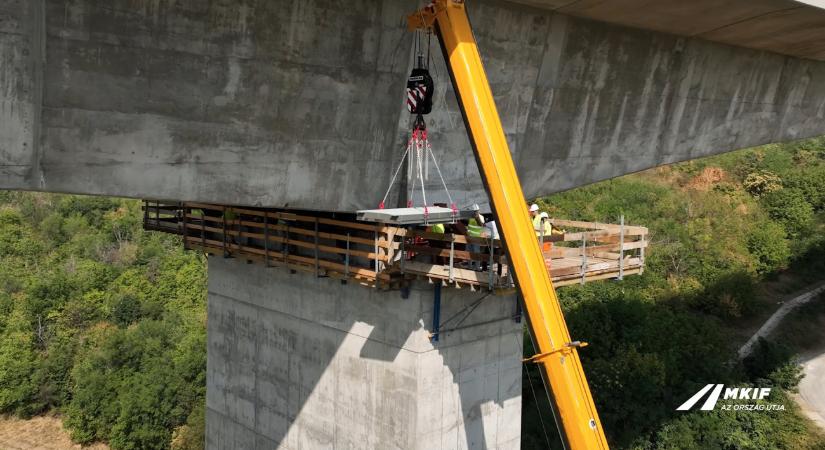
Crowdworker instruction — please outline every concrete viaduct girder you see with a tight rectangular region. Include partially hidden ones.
[2,0,825,211]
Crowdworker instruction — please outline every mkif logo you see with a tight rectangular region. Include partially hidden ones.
[677,384,784,412]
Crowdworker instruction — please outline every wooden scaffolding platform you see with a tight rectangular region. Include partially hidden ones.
[142,201,648,291]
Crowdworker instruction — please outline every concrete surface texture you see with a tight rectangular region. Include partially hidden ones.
[206,257,523,450]
[3,0,825,211]
[511,0,825,60]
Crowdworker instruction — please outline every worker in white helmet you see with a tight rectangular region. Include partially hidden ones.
[529,204,552,239]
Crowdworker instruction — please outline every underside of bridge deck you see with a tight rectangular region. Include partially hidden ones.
[2,0,825,211]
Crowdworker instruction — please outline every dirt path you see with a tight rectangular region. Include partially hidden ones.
[734,279,825,433]
[738,281,825,359]
[796,352,825,431]
[0,415,107,450]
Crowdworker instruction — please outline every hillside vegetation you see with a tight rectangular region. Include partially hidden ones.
[523,138,825,449]
[0,195,206,450]
[0,139,823,449]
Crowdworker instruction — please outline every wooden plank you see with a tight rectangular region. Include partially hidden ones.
[561,230,615,241]
[185,214,393,249]
[184,223,388,262]
[620,240,648,251]
[184,203,384,233]
[232,219,384,248]
[553,268,642,287]
[551,218,648,235]
[549,218,616,231]
[188,243,389,287]
[401,261,499,286]
[184,236,379,278]
[404,245,498,262]
[550,244,624,258]
[397,228,506,247]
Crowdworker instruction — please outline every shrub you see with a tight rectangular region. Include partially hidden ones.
[784,167,825,211]
[743,338,801,389]
[743,171,782,198]
[746,222,791,275]
[688,271,759,319]
[761,188,814,237]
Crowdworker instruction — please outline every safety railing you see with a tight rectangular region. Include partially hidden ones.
[545,217,647,287]
[142,201,647,291]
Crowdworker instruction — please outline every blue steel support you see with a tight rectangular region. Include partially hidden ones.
[432,283,442,342]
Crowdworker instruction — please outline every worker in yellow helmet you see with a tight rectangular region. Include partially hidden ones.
[429,223,446,234]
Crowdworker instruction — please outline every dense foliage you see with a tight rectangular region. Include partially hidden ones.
[523,138,825,449]
[0,138,823,449]
[0,193,206,450]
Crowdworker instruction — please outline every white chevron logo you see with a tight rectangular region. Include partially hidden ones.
[677,384,772,411]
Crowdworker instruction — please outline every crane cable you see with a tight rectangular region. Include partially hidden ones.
[378,28,456,222]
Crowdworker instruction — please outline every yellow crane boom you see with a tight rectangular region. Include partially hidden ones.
[408,2,610,449]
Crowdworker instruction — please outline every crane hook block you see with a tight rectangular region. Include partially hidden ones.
[406,68,434,115]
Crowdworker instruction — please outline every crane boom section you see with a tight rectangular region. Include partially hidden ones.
[408,2,609,449]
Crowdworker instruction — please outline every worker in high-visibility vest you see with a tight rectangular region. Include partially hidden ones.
[453,204,486,270]
[467,207,485,238]
[529,204,552,238]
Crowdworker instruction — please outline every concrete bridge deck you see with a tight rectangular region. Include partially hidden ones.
[3,0,825,211]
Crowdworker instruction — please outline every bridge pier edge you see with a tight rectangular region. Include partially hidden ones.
[205,257,522,449]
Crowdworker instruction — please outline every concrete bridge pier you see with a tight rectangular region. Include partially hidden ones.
[206,257,523,449]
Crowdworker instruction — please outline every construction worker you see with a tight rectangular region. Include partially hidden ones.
[467,204,485,238]
[529,204,552,238]
[452,204,486,269]
[483,216,499,240]
[428,223,446,234]
[466,204,485,270]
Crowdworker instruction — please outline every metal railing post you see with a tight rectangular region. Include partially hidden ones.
[618,215,625,281]
[431,284,442,342]
[345,233,351,279]
[488,236,495,290]
[580,233,587,285]
[539,218,545,249]
[640,232,646,275]
[284,222,292,274]
[399,232,405,273]
[448,234,455,283]
[264,213,270,268]
[200,208,206,253]
[222,206,228,258]
[314,218,320,277]
[182,204,188,249]
[374,230,380,274]
[143,201,149,229]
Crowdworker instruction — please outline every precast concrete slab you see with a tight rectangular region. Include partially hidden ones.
[206,257,523,450]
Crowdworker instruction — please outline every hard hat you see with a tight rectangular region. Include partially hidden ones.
[471,203,480,211]
[529,204,540,212]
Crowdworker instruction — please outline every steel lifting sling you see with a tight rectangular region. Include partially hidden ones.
[407,2,610,449]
